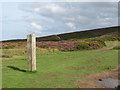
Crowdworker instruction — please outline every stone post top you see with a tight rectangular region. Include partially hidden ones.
[28,34,35,35]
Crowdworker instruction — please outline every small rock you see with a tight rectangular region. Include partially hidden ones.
[98,79,102,81]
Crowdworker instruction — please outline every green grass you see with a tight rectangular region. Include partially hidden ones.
[2,41,118,88]
[105,41,118,47]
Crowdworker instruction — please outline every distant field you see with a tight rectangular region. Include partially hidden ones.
[2,41,118,88]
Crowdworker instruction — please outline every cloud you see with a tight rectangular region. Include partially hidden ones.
[66,22,76,29]
[44,4,65,13]
[63,17,75,21]
[31,22,43,30]
[22,2,118,36]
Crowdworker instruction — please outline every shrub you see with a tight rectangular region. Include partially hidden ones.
[75,41,89,50]
[3,45,16,49]
[1,42,17,49]
[113,46,120,50]
[37,40,106,51]
[0,45,2,49]
[117,85,120,88]
[112,37,120,41]
[75,41,104,50]
[37,41,58,48]
[58,41,76,51]
[85,38,106,46]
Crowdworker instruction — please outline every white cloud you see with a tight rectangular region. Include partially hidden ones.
[26,3,66,15]
[44,4,65,13]
[31,22,43,30]
[22,2,118,36]
[66,22,76,29]
[34,8,40,13]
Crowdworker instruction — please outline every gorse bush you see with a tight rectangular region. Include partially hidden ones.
[75,41,105,50]
[88,39,106,46]
[76,42,89,50]
[112,37,120,41]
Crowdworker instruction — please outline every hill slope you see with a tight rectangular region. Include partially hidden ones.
[36,26,119,41]
[2,26,119,42]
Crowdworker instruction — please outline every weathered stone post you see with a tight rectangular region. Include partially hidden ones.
[27,34,36,71]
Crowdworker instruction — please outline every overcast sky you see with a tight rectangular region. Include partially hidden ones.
[1,1,118,41]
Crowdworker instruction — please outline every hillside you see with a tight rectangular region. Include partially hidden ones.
[99,31,118,38]
[2,26,119,42]
[36,26,119,41]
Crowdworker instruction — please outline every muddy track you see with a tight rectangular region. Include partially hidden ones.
[75,66,119,88]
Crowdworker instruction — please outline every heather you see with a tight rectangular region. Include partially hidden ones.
[1,40,106,51]
[1,42,26,49]
[37,40,106,51]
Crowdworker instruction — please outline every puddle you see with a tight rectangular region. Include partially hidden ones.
[97,78,120,88]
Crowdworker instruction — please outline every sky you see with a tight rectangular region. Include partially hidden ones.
[0,1,118,41]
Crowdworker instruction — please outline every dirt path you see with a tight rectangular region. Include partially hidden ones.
[99,46,114,51]
[97,46,114,52]
[98,41,119,51]
[75,66,119,88]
